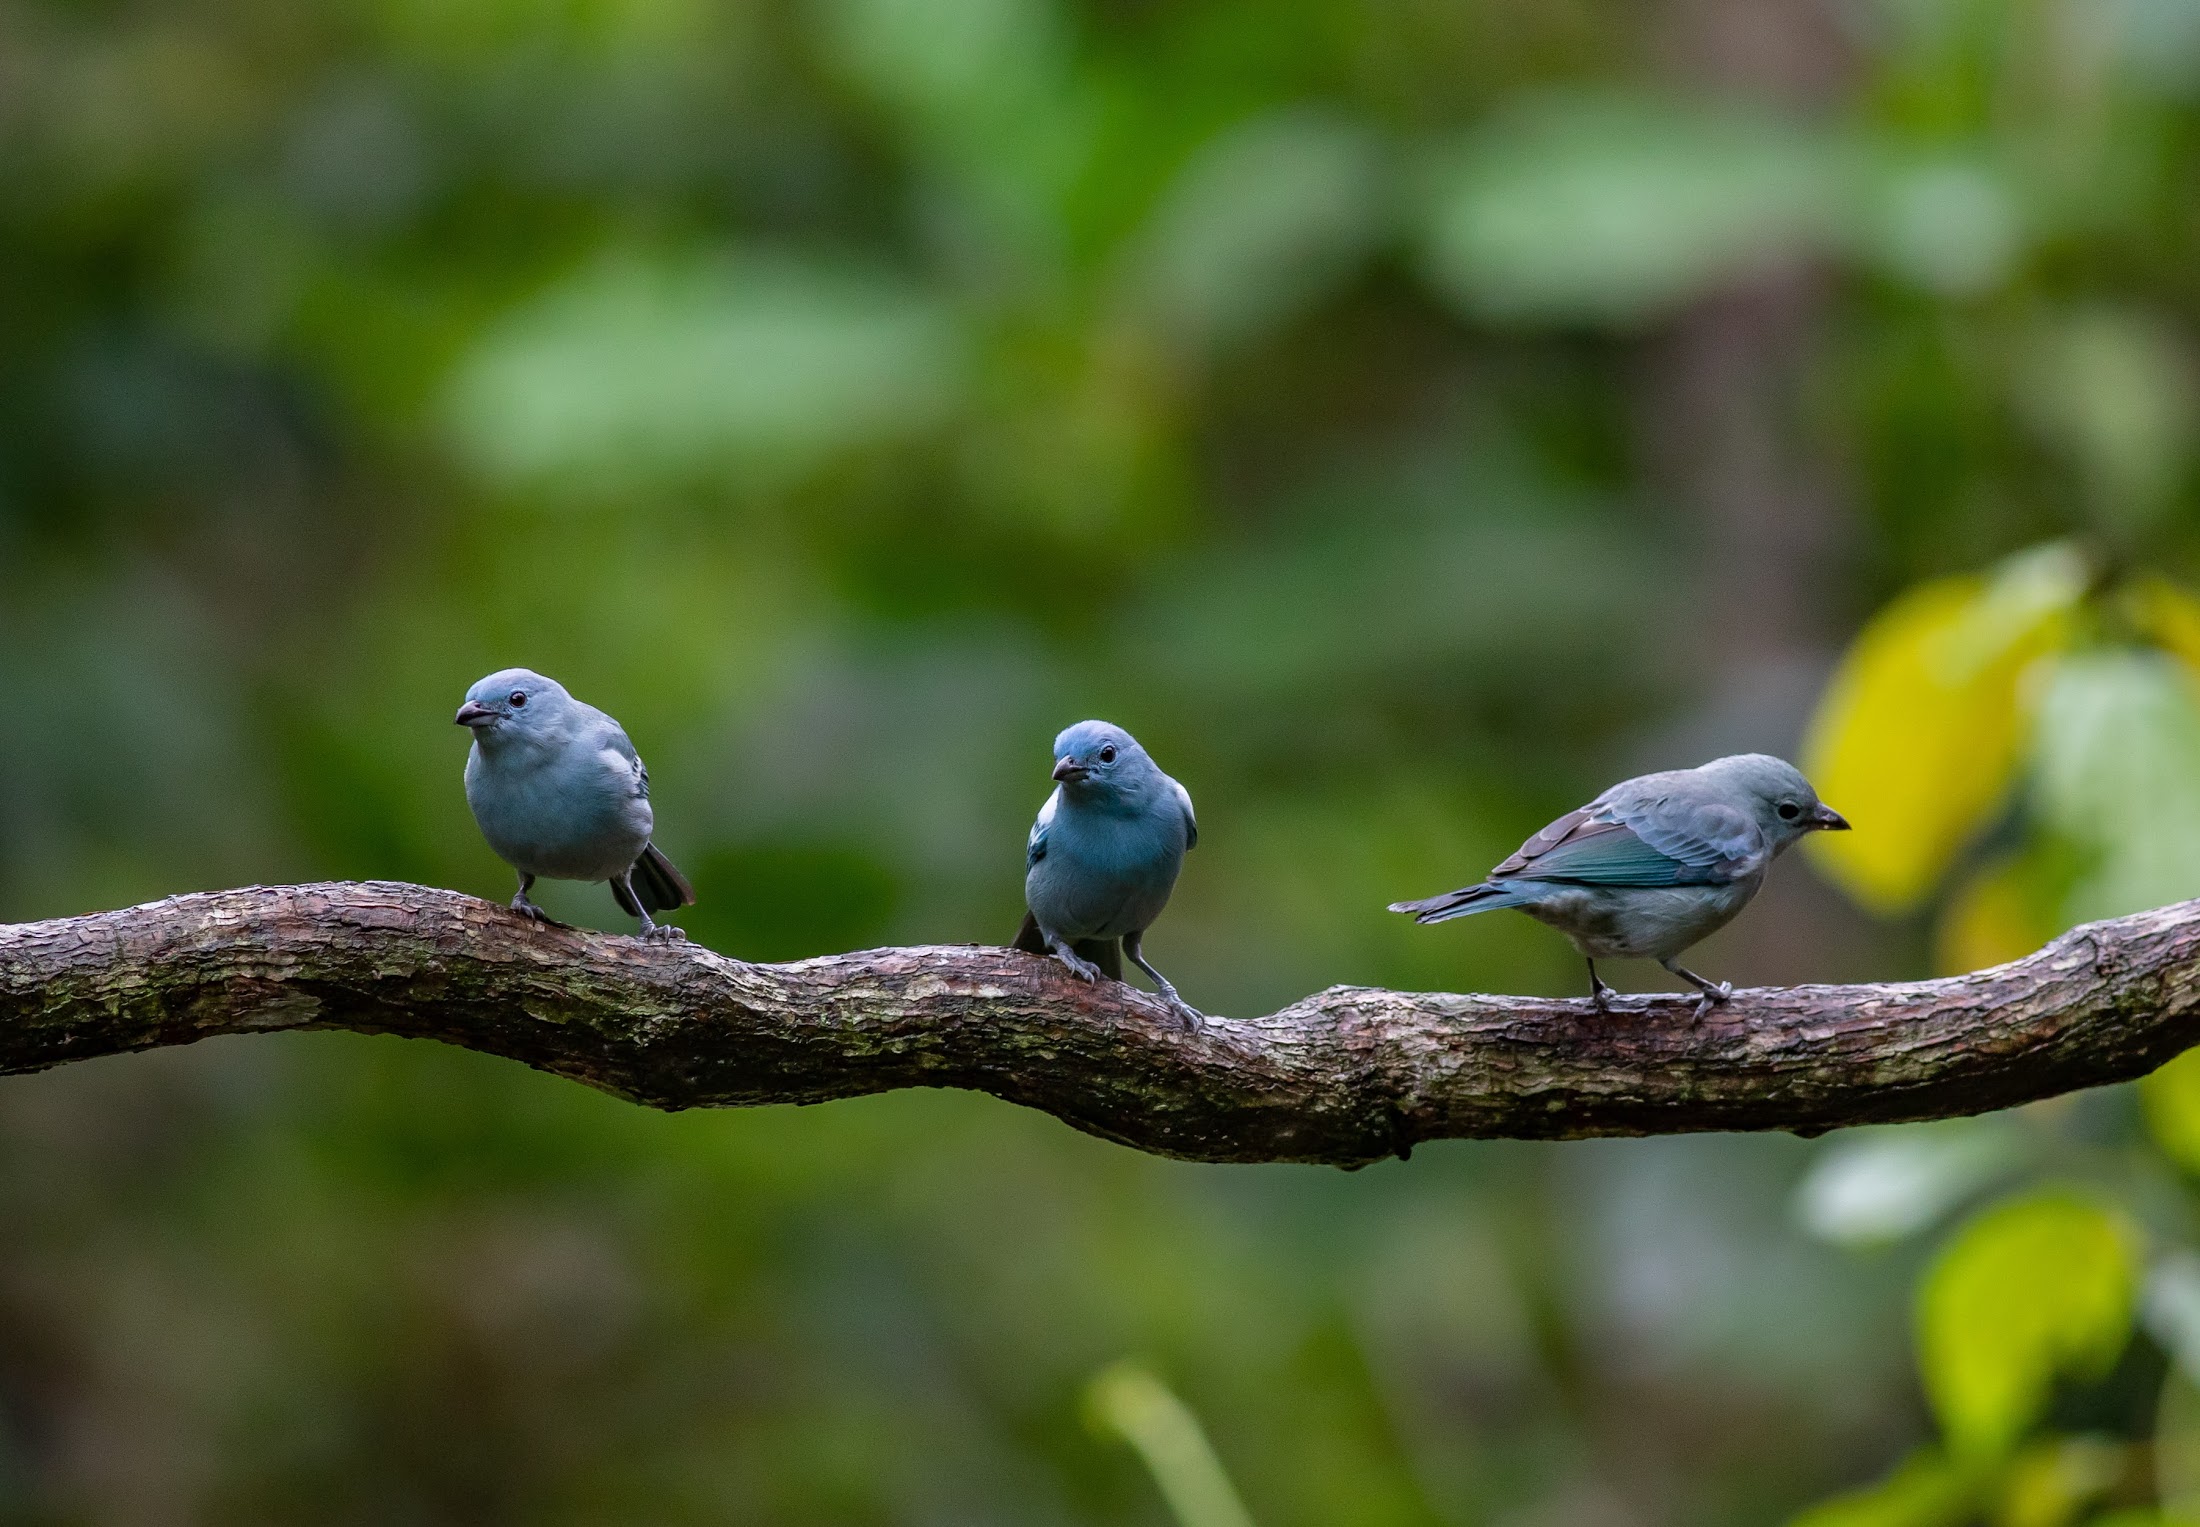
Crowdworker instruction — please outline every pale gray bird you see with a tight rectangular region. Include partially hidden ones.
[1012,720,1202,1029]
[1389,753,1848,1015]
[455,668,694,938]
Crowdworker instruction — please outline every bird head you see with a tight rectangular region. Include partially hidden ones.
[455,668,570,741]
[1049,720,1149,797]
[1703,753,1850,849]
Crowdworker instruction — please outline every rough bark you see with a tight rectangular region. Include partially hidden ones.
[1,882,2194,1166]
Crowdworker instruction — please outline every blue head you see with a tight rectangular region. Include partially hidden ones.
[1699,753,1850,852]
[1050,720,1158,801]
[455,668,576,747]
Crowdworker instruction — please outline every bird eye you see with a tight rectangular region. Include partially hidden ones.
[1099,745,1117,764]
[1777,801,1801,821]
[509,691,527,707]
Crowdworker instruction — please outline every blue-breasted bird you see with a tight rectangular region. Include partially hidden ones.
[1012,720,1202,1029]
[1389,754,1848,1015]
[455,668,695,939]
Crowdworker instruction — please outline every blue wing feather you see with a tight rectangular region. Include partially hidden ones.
[1510,820,1724,886]
[1027,788,1058,866]
[1494,798,1761,889]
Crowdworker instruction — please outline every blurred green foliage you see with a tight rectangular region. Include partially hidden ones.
[12,0,2200,1521]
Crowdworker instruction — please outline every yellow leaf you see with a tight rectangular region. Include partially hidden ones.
[2142,1049,2200,1177]
[1936,856,2060,976]
[2129,577,2200,684]
[1804,544,2085,913]
[1916,1192,2137,1459]
[1995,1437,2128,1527]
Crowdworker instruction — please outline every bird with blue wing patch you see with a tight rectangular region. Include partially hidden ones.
[1012,721,1202,1030]
[455,668,696,939]
[1390,754,1848,1016]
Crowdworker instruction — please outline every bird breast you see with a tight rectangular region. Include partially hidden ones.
[466,743,653,881]
[1518,876,1763,961]
[1025,799,1186,939]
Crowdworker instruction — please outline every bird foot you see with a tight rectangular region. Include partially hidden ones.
[1159,994,1205,1034]
[1691,982,1734,1021]
[1052,949,1105,984]
[508,897,570,929]
[638,924,687,943]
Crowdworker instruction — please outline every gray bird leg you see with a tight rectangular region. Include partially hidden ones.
[1586,959,1617,1013]
[1041,929,1106,984]
[616,871,685,942]
[510,873,557,924]
[1660,958,1733,1019]
[1124,929,1202,1032]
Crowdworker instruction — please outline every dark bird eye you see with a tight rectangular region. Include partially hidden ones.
[1099,745,1117,764]
[509,691,527,707]
[1777,801,1801,821]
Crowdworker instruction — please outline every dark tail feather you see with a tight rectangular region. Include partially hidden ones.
[1387,882,1515,925]
[1011,912,1120,980]
[618,843,696,916]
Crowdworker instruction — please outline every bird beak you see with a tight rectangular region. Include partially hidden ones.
[454,701,496,728]
[1810,804,1850,832]
[1052,757,1086,782]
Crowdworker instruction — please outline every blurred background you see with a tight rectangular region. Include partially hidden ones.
[11,0,2200,1521]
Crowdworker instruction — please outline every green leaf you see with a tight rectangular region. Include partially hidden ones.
[1853,151,2023,296]
[2031,649,2200,925]
[1793,1121,2022,1247]
[1785,1447,1976,1527]
[2161,1361,2200,1524]
[1085,1362,1259,1527]
[441,248,967,491]
[815,0,1067,131]
[2145,1252,2200,1380]
[1419,93,1843,326]
[1127,110,1386,349]
[1916,1193,2138,1459]
[1803,543,2085,913]
[2015,307,2196,531]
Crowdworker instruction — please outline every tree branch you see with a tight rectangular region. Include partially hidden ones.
[2,882,2195,1165]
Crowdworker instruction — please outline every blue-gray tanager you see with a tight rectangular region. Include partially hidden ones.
[455,668,695,939]
[1012,720,1202,1029]
[1389,753,1848,1015]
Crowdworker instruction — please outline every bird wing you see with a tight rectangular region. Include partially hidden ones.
[1617,791,1765,876]
[1171,778,1198,851]
[1028,788,1058,866]
[1492,797,1761,887]
[591,717,650,799]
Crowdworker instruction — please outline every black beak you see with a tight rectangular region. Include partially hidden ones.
[455,701,496,727]
[1810,804,1850,832]
[1052,757,1086,782]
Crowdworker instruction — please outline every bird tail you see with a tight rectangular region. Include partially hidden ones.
[1387,882,1524,925]
[1012,911,1049,955]
[616,843,697,917]
[1012,912,1121,980]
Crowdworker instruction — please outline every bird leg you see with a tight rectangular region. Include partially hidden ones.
[1041,931,1106,984]
[1586,959,1617,1013]
[1124,930,1203,1033]
[617,871,686,942]
[509,874,570,928]
[1660,959,1733,1020]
